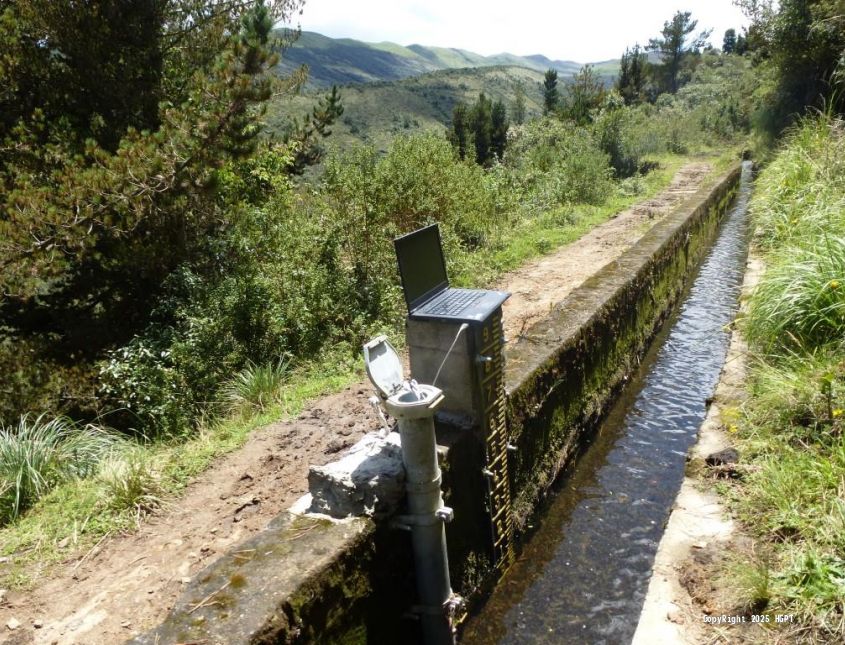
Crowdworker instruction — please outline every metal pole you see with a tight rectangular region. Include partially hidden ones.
[386,388,457,645]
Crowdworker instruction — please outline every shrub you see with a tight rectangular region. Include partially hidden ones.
[593,92,641,178]
[504,118,613,207]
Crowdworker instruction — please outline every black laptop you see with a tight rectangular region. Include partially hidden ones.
[394,224,509,322]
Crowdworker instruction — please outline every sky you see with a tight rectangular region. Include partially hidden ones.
[289,0,749,63]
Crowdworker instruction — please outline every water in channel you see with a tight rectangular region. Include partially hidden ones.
[461,161,753,645]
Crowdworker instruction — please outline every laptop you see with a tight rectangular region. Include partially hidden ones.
[394,224,509,322]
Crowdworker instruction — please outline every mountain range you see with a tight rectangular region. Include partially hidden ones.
[277,31,619,88]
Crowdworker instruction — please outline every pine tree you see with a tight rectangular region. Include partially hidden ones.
[0,0,306,376]
[617,44,647,105]
[491,100,509,160]
[617,49,632,101]
[285,85,345,174]
[735,32,749,55]
[471,93,493,165]
[512,81,527,125]
[448,102,470,160]
[543,69,559,115]
[565,65,605,125]
[647,11,712,93]
[723,28,737,54]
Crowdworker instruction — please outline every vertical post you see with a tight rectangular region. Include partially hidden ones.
[386,389,457,645]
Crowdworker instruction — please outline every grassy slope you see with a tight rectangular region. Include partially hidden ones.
[267,65,549,152]
[277,31,607,89]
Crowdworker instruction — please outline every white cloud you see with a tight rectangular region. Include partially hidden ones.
[291,0,749,62]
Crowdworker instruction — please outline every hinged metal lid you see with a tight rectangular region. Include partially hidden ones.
[362,335,404,399]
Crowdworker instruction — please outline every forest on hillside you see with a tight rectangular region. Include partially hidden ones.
[1,2,844,632]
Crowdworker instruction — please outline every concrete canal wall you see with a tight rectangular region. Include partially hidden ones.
[133,163,742,644]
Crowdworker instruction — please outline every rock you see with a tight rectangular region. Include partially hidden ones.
[33,619,43,629]
[6,617,20,630]
[706,447,739,466]
[307,432,405,519]
[325,438,352,454]
[706,447,742,479]
[667,608,684,624]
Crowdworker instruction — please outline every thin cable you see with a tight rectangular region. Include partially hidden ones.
[432,323,469,388]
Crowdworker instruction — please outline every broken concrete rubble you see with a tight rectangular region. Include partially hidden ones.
[306,431,406,518]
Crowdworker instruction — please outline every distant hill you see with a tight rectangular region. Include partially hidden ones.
[266,65,549,153]
[276,31,612,89]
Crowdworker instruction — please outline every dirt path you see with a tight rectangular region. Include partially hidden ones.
[0,162,712,644]
[499,162,712,338]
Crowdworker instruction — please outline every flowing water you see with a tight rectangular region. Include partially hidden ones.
[462,161,753,644]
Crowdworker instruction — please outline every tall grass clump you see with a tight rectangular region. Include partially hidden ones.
[224,356,291,414]
[746,116,845,352]
[750,115,845,252]
[0,414,118,524]
[98,449,164,518]
[746,237,845,352]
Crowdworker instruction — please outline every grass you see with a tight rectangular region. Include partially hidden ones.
[0,415,120,524]
[0,355,358,588]
[224,355,292,414]
[97,449,165,518]
[0,149,735,589]
[719,115,845,640]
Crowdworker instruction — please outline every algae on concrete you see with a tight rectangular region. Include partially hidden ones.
[130,512,375,645]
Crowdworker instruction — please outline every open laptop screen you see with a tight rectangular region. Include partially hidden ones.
[394,223,449,310]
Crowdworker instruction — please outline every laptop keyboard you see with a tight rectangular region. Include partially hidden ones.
[418,289,485,316]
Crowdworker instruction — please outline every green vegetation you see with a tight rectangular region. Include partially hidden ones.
[268,65,548,153]
[224,356,292,415]
[543,69,560,115]
[0,415,118,523]
[448,93,509,165]
[736,0,845,137]
[726,116,845,638]
[617,45,647,106]
[0,357,357,586]
[0,1,758,592]
[647,11,712,94]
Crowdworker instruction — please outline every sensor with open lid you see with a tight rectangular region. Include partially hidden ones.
[362,335,443,416]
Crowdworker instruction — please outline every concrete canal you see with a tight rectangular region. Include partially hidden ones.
[461,161,753,644]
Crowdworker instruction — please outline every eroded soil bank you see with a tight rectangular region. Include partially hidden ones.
[1,162,714,645]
